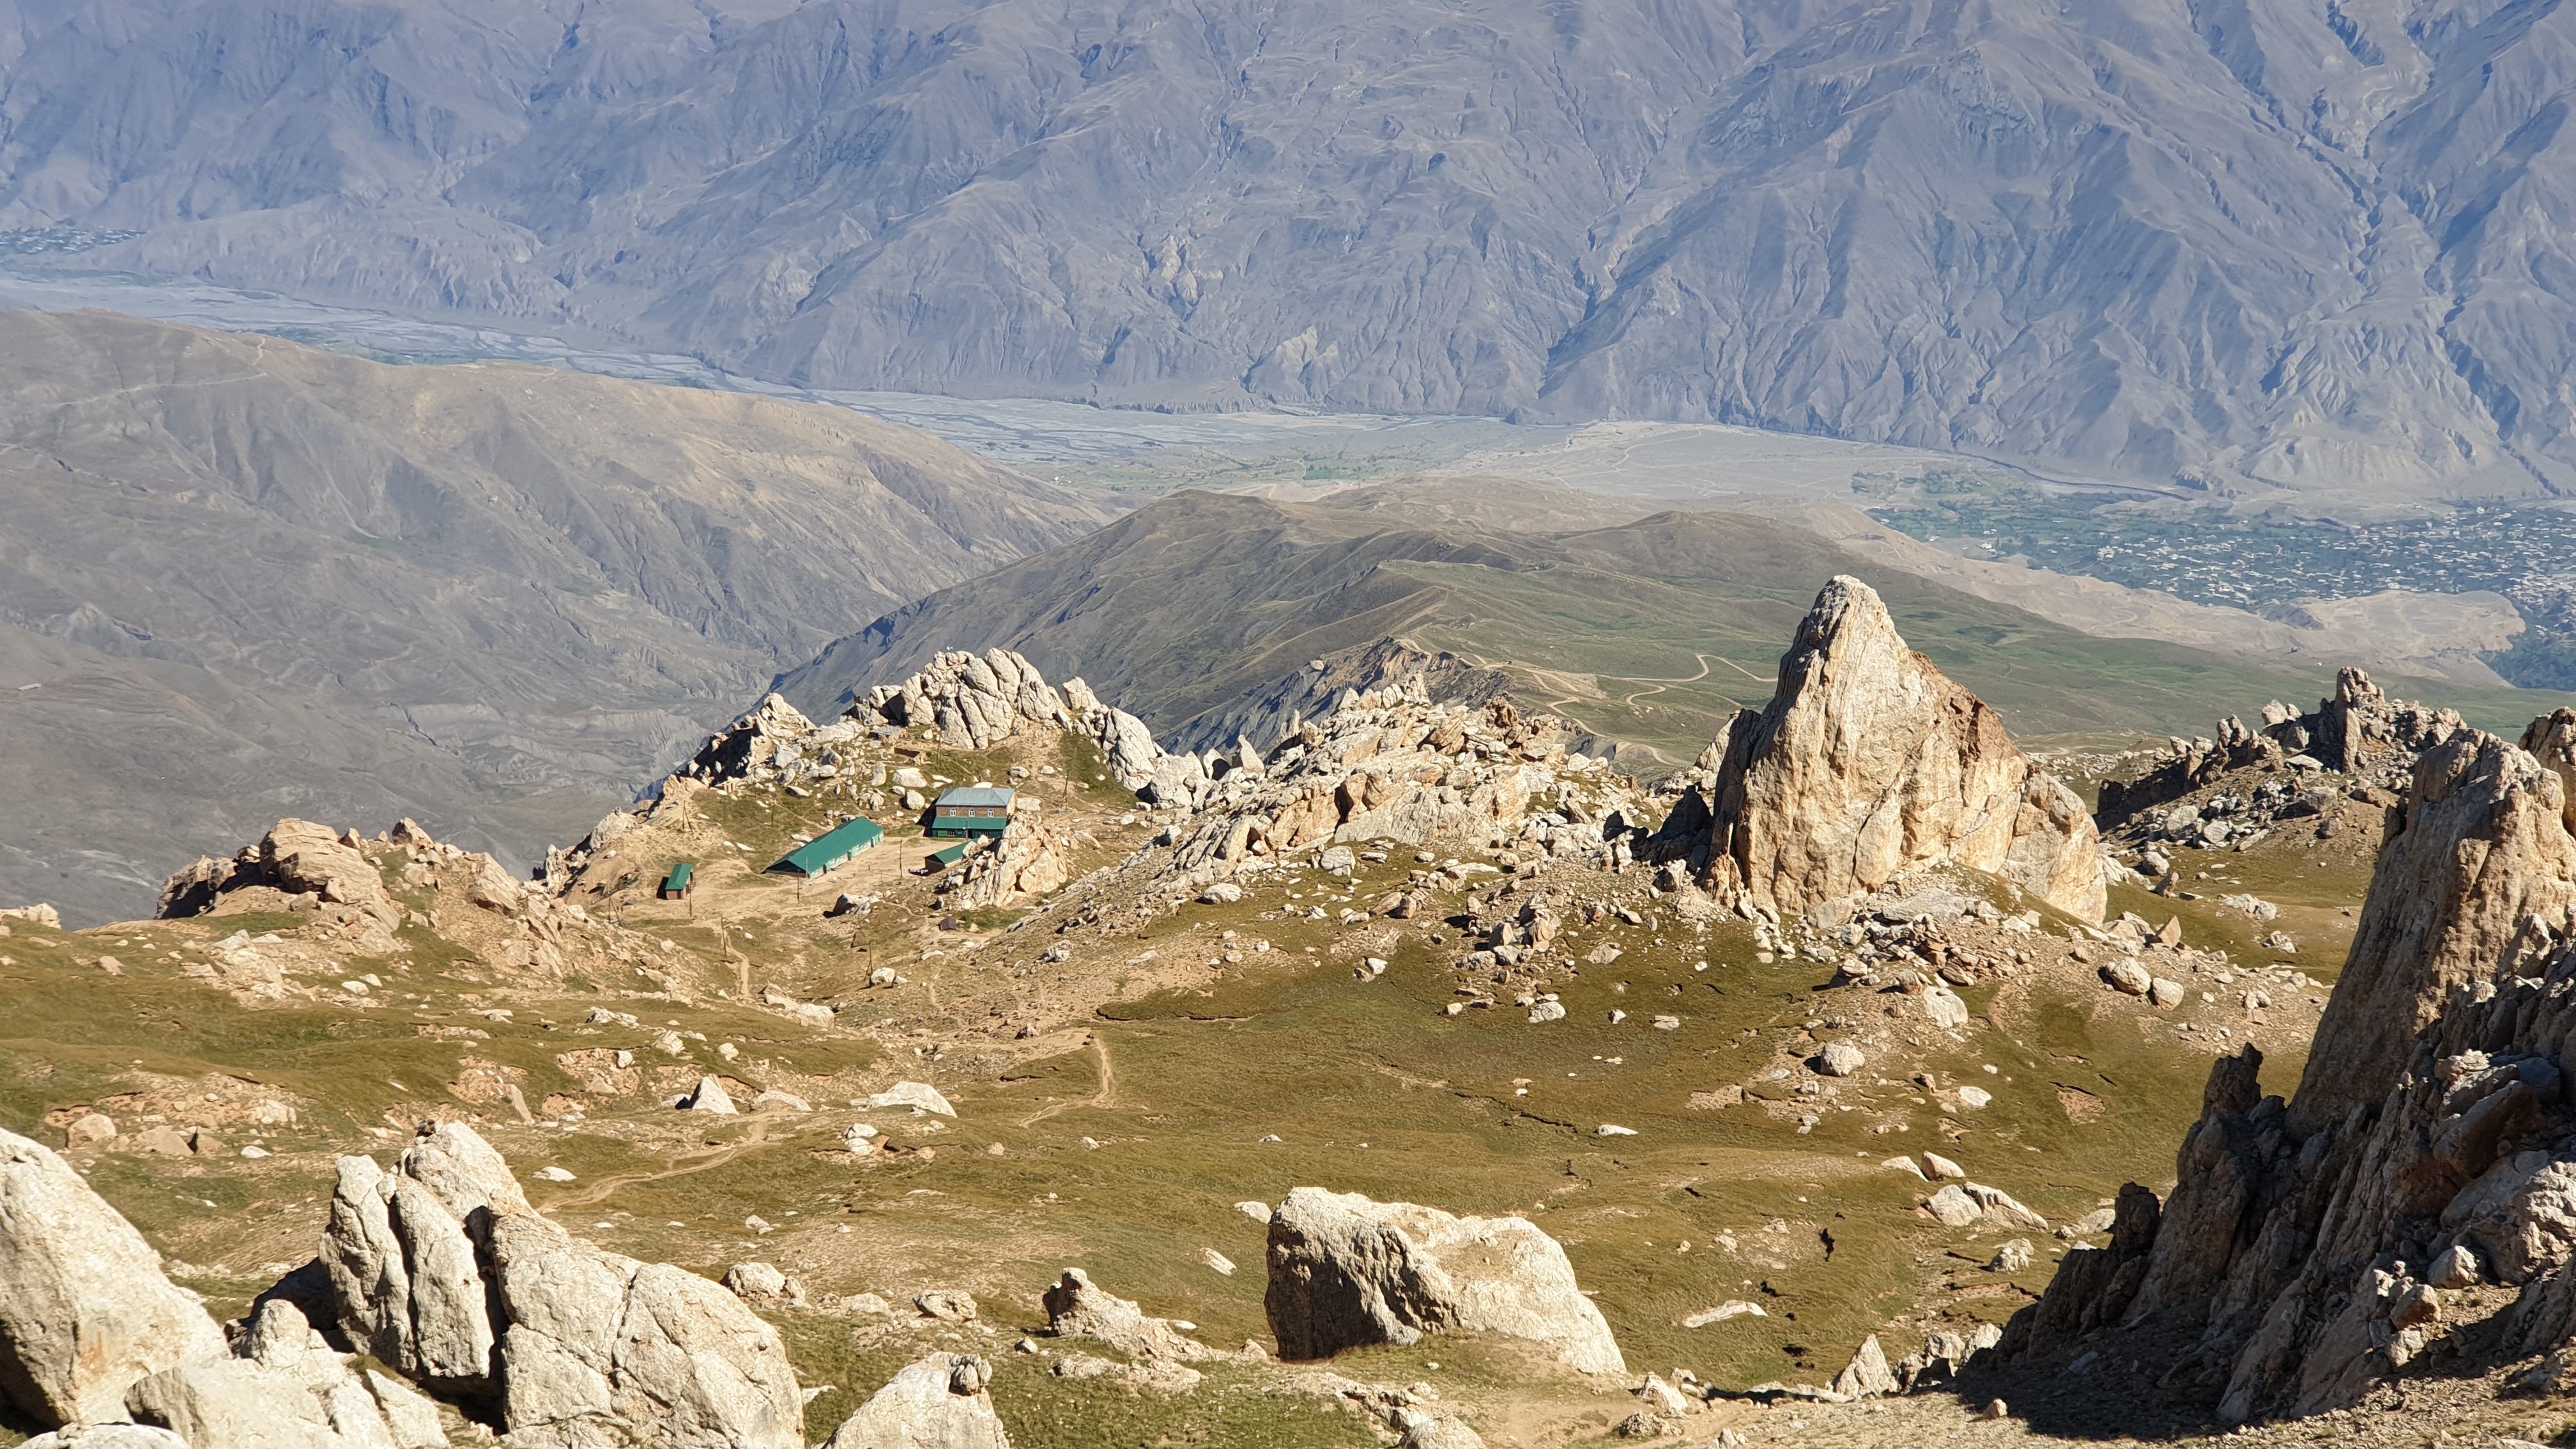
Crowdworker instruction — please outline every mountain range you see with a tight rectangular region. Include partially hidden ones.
[0,310,1105,923]
[9,0,2576,498]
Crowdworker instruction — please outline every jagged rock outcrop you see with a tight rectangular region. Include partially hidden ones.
[1670,578,2102,922]
[2097,668,2469,830]
[319,1122,802,1446]
[2012,723,2576,1422]
[1264,1186,1625,1376]
[849,649,1073,750]
[857,647,1165,788]
[1158,684,1641,872]
[1042,1269,1216,1361]
[0,1126,231,1426]
[684,693,859,785]
[820,1353,1009,1449]
[157,818,405,937]
[941,822,1077,910]
[694,652,1168,797]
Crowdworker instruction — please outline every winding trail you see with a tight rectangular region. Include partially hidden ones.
[1015,1032,1116,1127]
[544,1119,774,1211]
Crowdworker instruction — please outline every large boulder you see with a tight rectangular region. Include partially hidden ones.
[0,1126,230,1426]
[2011,724,2576,1420]
[484,1206,802,1448]
[1264,1187,1624,1375]
[128,1300,435,1449]
[321,1122,801,1448]
[820,1353,1010,1449]
[320,1143,502,1392]
[1680,576,2103,922]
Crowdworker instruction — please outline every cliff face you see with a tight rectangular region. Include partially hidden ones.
[1682,576,2104,923]
[2013,723,2576,1421]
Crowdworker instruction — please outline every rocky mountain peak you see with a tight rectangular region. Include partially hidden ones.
[2008,718,2576,1422]
[1682,577,2104,923]
[2291,728,2576,1131]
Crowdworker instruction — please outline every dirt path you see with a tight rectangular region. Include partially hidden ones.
[544,1119,773,1211]
[1015,1033,1116,1126]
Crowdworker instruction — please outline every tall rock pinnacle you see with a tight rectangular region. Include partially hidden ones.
[1692,576,2103,922]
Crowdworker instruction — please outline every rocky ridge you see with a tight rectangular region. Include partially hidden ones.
[2009,717,2576,1422]
[2097,668,2467,843]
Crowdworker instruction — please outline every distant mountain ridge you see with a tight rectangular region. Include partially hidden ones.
[6,0,2576,498]
[0,310,1108,923]
[772,484,2573,768]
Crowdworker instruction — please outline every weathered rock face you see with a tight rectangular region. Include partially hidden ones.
[1675,578,2102,922]
[1264,1186,1624,1376]
[851,649,1073,751]
[319,1121,802,1446]
[321,1124,526,1392]
[2529,708,2576,834]
[157,818,405,938]
[820,1353,1010,1449]
[941,822,1077,910]
[0,1126,231,1427]
[128,1299,438,1449]
[2012,723,2576,1422]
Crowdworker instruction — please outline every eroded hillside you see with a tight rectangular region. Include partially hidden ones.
[0,311,1109,923]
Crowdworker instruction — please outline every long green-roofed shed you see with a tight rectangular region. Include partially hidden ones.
[772,817,884,877]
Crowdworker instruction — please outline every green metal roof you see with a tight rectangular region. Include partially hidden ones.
[925,841,969,867]
[772,816,884,877]
[661,862,693,891]
[935,786,1016,808]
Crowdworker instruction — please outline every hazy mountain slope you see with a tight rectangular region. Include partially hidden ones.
[0,310,1108,923]
[774,485,2572,762]
[9,1,2576,497]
